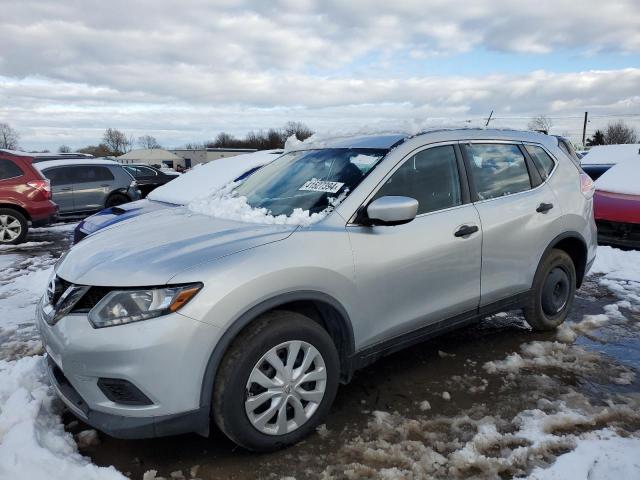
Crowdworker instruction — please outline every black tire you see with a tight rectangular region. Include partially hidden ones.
[524,249,576,331]
[0,208,28,245]
[212,310,340,451]
[105,193,130,208]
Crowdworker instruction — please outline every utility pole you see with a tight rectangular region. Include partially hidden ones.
[485,110,494,127]
[582,112,588,146]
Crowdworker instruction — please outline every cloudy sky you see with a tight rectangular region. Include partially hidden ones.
[1,0,639,150]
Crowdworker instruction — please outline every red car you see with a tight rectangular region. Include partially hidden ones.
[0,150,58,244]
[594,161,640,249]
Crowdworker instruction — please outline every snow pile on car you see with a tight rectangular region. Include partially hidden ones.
[580,143,640,166]
[188,182,343,226]
[595,160,640,196]
[148,150,281,205]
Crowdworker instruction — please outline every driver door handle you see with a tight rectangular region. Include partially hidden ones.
[454,225,479,237]
[536,202,554,213]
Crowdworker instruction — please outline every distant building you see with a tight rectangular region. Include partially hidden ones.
[117,147,258,170]
[116,149,185,168]
[168,148,257,168]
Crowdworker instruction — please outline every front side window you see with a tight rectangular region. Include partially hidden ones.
[462,143,532,200]
[525,145,555,179]
[234,148,387,217]
[373,145,462,215]
[0,159,23,180]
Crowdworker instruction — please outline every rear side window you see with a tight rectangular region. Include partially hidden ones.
[0,159,24,180]
[74,166,115,183]
[462,143,531,200]
[525,145,556,179]
[373,145,462,215]
[43,167,74,186]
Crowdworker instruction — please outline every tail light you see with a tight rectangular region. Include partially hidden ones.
[27,179,52,200]
[580,173,595,199]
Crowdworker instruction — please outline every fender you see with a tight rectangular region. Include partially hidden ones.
[198,290,355,411]
[537,231,588,287]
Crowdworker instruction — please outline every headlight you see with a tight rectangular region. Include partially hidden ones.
[88,283,202,328]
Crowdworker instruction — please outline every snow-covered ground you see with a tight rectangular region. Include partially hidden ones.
[0,228,639,479]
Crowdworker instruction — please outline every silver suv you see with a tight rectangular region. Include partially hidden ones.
[37,129,597,451]
[35,159,141,216]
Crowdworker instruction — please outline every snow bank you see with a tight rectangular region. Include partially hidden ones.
[591,245,640,282]
[148,150,281,205]
[525,432,640,479]
[595,160,640,196]
[0,356,125,480]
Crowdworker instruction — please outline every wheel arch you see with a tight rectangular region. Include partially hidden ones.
[540,232,588,287]
[199,291,355,411]
[0,203,31,221]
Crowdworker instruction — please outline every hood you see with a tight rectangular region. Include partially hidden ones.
[57,207,297,286]
[79,199,175,234]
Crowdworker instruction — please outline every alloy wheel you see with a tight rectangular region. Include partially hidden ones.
[0,215,22,243]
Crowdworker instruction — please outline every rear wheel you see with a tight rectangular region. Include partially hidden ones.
[105,193,129,208]
[212,311,339,451]
[524,249,576,331]
[0,208,28,244]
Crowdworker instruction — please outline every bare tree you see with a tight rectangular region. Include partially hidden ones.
[102,128,134,155]
[58,145,71,153]
[77,144,112,157]
[283,121,314,141]
[603,121,638,145]
[137,135,161,149]
[528,115,553,134]
[0,122,20,149]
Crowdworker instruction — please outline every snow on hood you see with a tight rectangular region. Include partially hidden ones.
[595,161,640,196]
[147,150,281,205]
[56,207,296,286]
[581,144,640,165]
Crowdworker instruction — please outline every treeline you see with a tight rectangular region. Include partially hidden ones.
[186,122,314,150]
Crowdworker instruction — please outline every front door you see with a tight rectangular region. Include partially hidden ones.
[347,144,482,348]
[72,166,114,212]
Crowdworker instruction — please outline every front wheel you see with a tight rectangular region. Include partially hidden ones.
[212,311,340,451]
[105,193,130,208]
[524,248,576,331]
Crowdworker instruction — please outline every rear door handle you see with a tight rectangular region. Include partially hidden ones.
[60,187,72,191]
[536,202,554,213]
[454,225,479,237]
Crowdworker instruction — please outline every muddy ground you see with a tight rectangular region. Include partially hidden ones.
[4,225,640,479]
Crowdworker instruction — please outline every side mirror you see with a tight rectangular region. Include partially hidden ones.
[365,196,418,226]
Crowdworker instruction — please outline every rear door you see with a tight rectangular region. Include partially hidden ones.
[72,166,115,211]
[460,142,561,306]
[43,167,75,213]
[347,144,482,347]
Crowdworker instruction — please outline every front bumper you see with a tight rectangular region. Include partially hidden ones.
[37,300,221,438]
[45,355,210,438]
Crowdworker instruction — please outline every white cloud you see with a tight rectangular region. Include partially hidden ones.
[1,1,639,149]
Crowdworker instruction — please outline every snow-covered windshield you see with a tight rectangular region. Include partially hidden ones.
[234,148,387,217]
